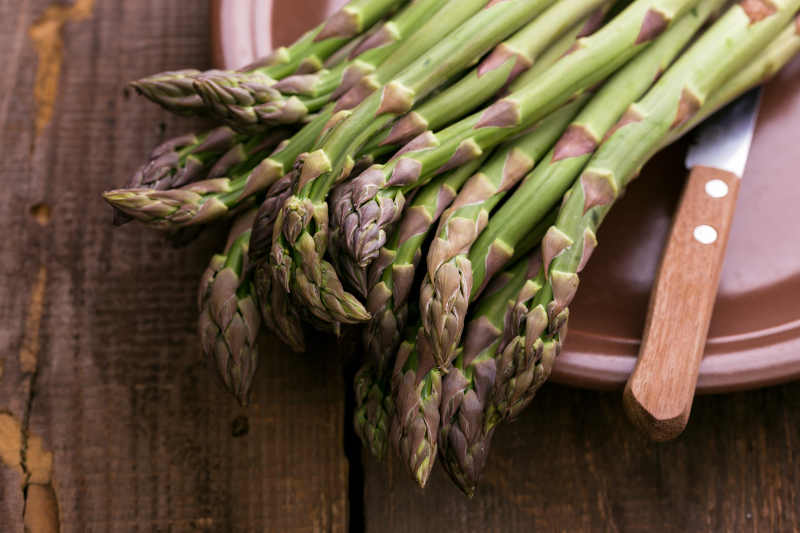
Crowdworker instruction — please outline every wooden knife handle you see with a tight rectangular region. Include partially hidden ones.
[623,166,740,441]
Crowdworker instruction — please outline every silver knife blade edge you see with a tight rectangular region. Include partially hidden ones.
[685,88,762,178]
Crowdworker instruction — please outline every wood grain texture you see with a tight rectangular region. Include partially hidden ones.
[626,167,741,441]
[0,1,347,532]
[365,382,800,532]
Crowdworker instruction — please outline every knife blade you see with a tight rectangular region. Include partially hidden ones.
[686,88,762,177]
[624,89,762,442]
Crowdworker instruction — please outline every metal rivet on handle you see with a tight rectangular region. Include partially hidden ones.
[693,225,718,244]
[705,179,729,198]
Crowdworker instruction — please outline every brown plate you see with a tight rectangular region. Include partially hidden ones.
[211,0,800,393]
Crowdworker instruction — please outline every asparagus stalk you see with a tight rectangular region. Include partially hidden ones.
[114,127,291,225]
[462,0,728,355]
[197,209,261,405]
[495,0,800,424]
[417,96,590,369]
[103,107,331,229]
[131,0,403,116]
[197,0,447,132]
[264,0,448,100]
[381,0,613,147]
[272,0,558,326]
[439,250,540,496]
[332,0,699,289]
[355,157,487,460]
[667,14,800,145]
[248,176,307,353]
[390,325,442,487]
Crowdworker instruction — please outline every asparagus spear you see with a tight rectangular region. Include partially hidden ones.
[390,325,442,487]
[248,176,307,353]
[114,127,290,225]
[103,107,331,229]
[432,0,729,374]
[380,0,613,148]
[198,209,261,405]
[417,96,590,370]
[666,14,800,145]
[131,0,403,116]
[439,250,540,496]
[199,0,450,132]
[272,0,557,326]
[333,0,699,291]
[494,0,800,423]
[355,157,488,460]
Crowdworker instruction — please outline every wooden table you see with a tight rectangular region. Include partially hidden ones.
[1,2,798,532]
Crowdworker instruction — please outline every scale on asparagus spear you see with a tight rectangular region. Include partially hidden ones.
[106,0,800,493]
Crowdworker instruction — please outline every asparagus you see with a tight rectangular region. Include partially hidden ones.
[248,176,307,352]
[103,107,331,229]
[272,0,558,325]
[380,0,612,148]
[667,14,800,145]
[439,251,540,496]
[332,0,699,296]
[203,0,449,132]
[390,326,442,487]
[493,0,800,423]
[355,157,487,460]
[197,209,261,405]
[131,0,403,116]
[418,96,590,370]
[437,0,728,374]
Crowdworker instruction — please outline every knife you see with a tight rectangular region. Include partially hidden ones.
[623,88,762,441]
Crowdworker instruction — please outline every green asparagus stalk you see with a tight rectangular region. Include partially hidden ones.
[354,157,487,460]
[197,0,447,132]
[114,127,291,225]
[390,325,441,487]
[380,0,612,147]
[249,175,306,353]
[272,0,448,100]
[331,0,699,290]
[198,209,261,405]
[439,250,540,496]
[131,0,403,116]
[667,14,800,144]
[103,107,331,229]
[493,0,800,424]
[272,0,557,326]
[460,0,728,360]
[417,96,590,369]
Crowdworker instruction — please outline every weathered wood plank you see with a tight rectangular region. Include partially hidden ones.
[365,381,800,533]
[0,1,347,531]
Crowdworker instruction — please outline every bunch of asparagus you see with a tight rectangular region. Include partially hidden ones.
[106,0,800,494]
